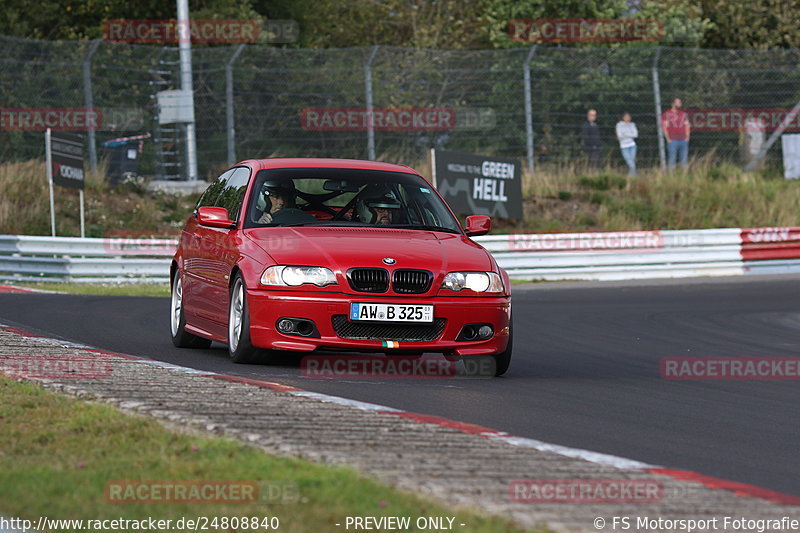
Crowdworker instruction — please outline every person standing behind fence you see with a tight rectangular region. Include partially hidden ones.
[582,109,601,169]
[662,98,690,171]
[615,112,638,176]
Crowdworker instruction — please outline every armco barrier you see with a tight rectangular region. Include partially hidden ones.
[482,229,744,281]
[0,235,176,283]
[1,227,800,283]
[741,227,800,277]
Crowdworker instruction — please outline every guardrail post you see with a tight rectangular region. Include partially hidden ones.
[652,47,666,170]
[82,39,102,173]
[177,0,198,181]
[225,44,246,166]
[524,45,538,174]
[365,45,380,160]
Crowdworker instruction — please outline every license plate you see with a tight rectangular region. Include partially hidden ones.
[350,303,433,323]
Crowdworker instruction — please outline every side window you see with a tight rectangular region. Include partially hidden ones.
[195,169,235,211]
[215,167,251,221]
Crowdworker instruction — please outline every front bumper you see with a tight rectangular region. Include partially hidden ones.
[247,289,511,356]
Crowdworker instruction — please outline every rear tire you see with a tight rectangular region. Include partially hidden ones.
[170,271,212,349]
[228,274,259,363]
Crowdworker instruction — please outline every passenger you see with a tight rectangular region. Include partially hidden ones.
[355,188,401,225]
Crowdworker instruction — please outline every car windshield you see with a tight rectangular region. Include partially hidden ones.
[244,167,462,233]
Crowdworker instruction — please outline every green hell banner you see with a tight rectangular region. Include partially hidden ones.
[433,149,522,220]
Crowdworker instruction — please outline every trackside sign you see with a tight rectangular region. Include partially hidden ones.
[51,132,85,190]
[433,150,523,219]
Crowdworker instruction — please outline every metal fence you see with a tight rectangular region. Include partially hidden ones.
[2,35,800,180]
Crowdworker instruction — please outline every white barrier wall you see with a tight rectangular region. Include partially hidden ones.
[1,227,800,283]
[480,229,745,281]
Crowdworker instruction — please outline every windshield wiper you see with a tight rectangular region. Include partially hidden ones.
[390,224,461,234]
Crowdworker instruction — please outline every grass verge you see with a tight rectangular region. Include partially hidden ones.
[11,282,170,297]
[0,377,532,532]
[0,160,195,237]
[6,156,795,237]
[519,156,800,232]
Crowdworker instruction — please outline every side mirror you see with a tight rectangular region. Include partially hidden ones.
[465,215,491,237]
[197,206,235,229]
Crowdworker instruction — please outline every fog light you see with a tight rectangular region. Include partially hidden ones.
[457,323,494,342]
[277,318,295,333]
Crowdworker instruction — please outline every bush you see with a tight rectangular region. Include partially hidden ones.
[577,172,628,191]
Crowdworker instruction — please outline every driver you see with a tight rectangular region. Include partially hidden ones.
[257,179,297,224]
[355,187,401,225]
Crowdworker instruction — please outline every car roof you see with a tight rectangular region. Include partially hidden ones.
[237,158,420,175]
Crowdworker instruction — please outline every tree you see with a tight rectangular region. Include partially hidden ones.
[0,0,261,40]
[254,0,489,49]
[700,0,800,49]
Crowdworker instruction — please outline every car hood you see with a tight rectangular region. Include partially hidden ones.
[243,227,494,274]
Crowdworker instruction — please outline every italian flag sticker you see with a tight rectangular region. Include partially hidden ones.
[382,341,399,348]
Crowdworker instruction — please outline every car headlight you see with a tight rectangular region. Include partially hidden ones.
[442,271,504,293]
[261,265,337,287]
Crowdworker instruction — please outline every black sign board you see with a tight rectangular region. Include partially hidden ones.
[433,150,522,219]
[51,132,85,190]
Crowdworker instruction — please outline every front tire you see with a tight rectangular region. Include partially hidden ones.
[228,274,259,363]
[170,271,212,349]
[492,317,513,377]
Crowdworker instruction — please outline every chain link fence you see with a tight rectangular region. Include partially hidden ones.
[2,34,799,180]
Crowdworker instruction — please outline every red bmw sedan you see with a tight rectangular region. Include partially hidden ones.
[170,158,513,376]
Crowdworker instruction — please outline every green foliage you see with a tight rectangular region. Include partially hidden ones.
[627,0,713,47]
[482,0,629,49]
[588,191,610,204]
[0,378,532,533]
[0,0,797,50]
[700,0,800,49]
[0,160,196,236]
[280,0,490,49]
[577,172,628,191]
[524,162,800,232]
[0,0,261,40]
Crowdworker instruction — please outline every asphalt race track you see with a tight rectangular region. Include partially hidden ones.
[1,275,799,496]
